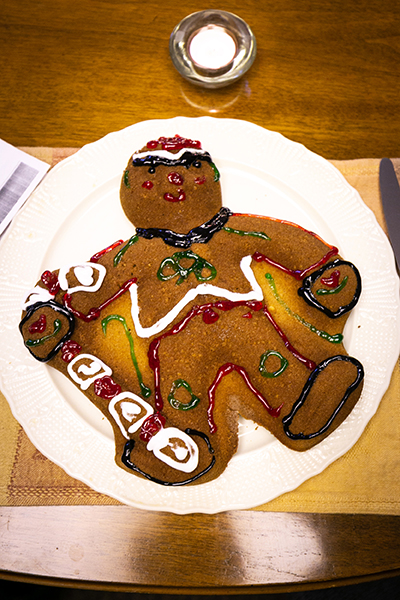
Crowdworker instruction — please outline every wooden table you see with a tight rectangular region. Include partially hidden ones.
[1,0,400,593]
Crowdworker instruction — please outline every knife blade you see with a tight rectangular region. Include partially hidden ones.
[379,157,400,270]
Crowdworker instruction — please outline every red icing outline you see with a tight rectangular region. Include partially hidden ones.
[63,278,137,322]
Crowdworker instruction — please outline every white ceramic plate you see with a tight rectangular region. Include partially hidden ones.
[0,117,399,514]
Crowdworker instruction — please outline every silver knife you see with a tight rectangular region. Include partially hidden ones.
[379,158,400,270]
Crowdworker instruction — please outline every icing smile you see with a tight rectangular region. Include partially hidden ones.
[163,189,186,202]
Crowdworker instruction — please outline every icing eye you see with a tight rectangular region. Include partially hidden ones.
[193,160,202,168]
[148,167,156,174]
[142,181,154,189]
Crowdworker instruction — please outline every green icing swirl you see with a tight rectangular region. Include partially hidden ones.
[259,350,289,378]
[114,234,139,267]
[265,273,343,344]
[316,275,348,295]
[101,314,151,398]
[168,379,200,411]
[157,249,216,285]
[210,162,220,182]
[223,227,270,241]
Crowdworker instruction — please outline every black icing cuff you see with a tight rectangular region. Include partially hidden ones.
[19,300,75,363]
[121,429,215,486]
[298,259,362,318]
[282,355,364,440]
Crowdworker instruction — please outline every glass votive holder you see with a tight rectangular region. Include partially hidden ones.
[169,10,257,89]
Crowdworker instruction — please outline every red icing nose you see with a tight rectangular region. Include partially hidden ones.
[167,172,184,185]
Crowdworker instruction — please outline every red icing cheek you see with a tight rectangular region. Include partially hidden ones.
[167,172,184,185]
[142,181,154,189]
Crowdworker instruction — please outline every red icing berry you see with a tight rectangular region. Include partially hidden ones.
[195,176,206,185]
[61,340,82,363]
[146,135,201,152]
[321,270,341,288]
[142,180,154,189]
[140,412,166,442]
[28,313,47,333]
[94,376,121,399]
[202,308,219,324]
[41,270,60,295]
[247,300,263,311]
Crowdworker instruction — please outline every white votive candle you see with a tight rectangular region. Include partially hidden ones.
[189,25,237,70]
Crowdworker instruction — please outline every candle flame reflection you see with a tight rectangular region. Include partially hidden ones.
[179,79,250,114]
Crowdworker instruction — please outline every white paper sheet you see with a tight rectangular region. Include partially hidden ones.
[0,139,50,237]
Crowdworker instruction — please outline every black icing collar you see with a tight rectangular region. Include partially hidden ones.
[136,207,232,249]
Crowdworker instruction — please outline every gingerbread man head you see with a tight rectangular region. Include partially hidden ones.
[120,135,223,233]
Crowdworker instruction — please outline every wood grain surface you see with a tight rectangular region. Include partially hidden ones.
[0,0,399,158]
[1,507,400,593]
[1,0,400,592]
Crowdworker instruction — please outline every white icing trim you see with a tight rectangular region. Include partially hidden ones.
[58,262,106,294]
[147,427,199,473]
[21,286,54,310]
[130,255,263,338]
[108,392,154,439]
[132,147,204,161]
[67,353,112,391]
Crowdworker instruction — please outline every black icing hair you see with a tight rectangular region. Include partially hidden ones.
[131,150,220,181]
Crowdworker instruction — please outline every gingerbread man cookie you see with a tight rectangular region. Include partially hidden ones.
[20,135,363,486]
